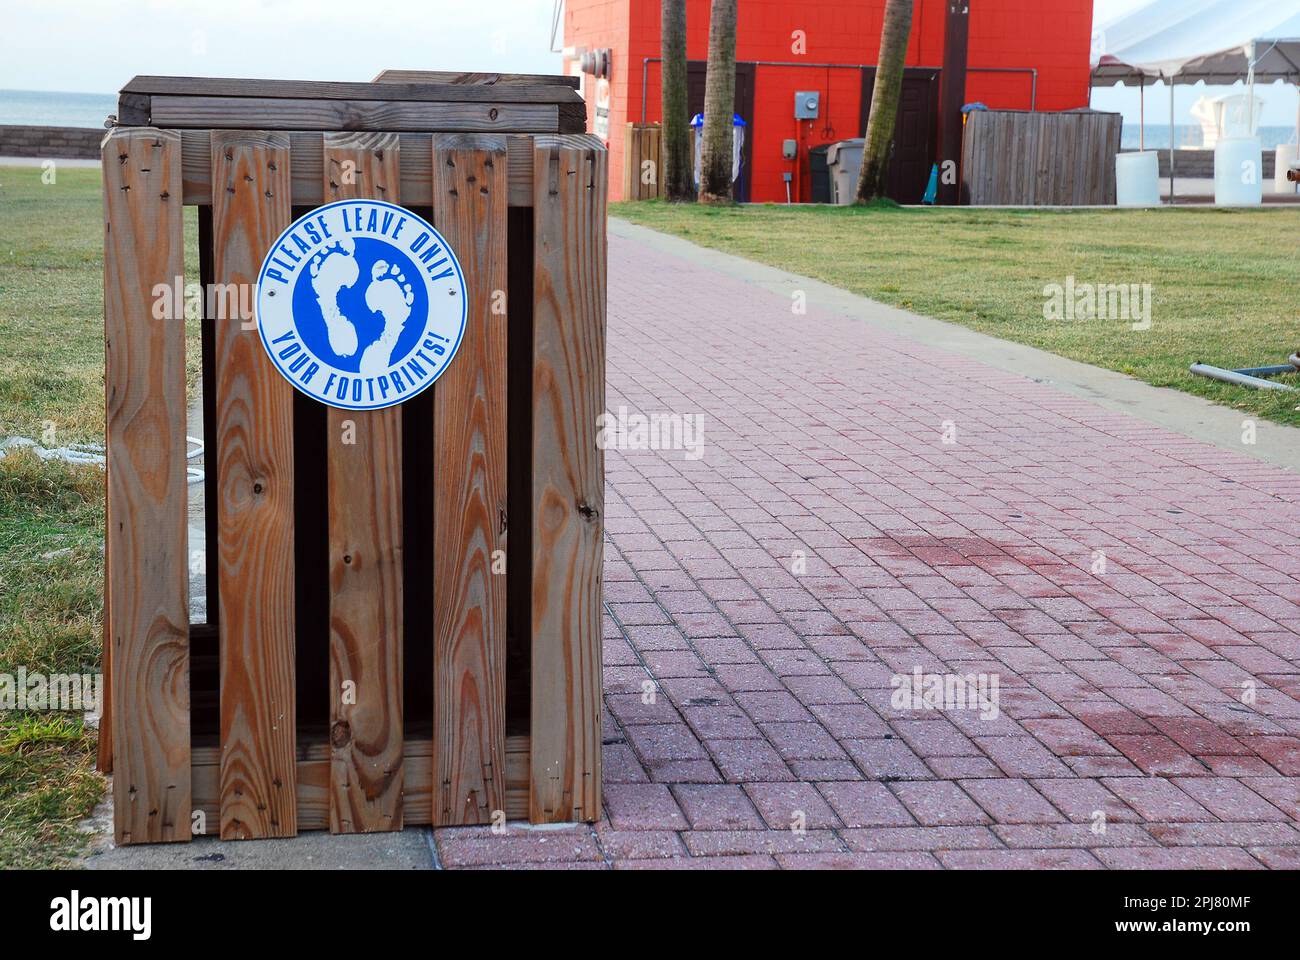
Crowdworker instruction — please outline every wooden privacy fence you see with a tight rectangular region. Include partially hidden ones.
[960,109,1122,206]
[621,123,665,200]
[99,73,605,843]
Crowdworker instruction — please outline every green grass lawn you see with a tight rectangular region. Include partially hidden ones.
[613,200,1300,427]
[0,451,107,867]
[0,164,112,866]
[0,164,198,866]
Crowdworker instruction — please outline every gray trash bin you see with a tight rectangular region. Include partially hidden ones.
[826,138,866,205]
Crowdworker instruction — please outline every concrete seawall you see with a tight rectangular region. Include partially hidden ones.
[1123,147,1279,180]
[0,124,102,160]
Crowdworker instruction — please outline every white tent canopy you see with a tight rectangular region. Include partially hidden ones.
[1090,0,1300,200]
[1092,0,1300,85]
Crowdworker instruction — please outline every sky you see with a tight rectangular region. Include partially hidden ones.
[1,0,1296,128]
[0,0,564,93]
[1090,0,1300,127]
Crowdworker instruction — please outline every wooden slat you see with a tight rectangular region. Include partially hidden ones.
[96,511,113,774]
[430,134,509,825]
[649,126,662,199]
[506,135,537,208]
[622,124,636,201]
[179,131,535,208]
[191,735,531,829]
[124,75,583,104]
[375,69,580,89]
[1033,113,1053,204]
[324,132,405,834]
[211,131,298,840]
[1103,113,1122,203]
[995,113,1013,203]
[150,96,559,133]
[959,113,974,204]
[1056,116,1075,206]
[978,110,994,204]
[963,110,983,204]
[103,127,191,844]
[1009,114,1029,205]
[97,441,114,774]
[529,134,606,824]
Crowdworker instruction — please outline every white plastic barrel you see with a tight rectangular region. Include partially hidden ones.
[1115,151,1160,206]
[1274,144,1298,194]
[1214,137,1263,206]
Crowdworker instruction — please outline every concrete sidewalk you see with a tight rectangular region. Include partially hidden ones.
[86,219,1300,870]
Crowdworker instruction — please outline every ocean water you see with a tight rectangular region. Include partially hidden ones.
[3,88,1295,151]
[1120,123,1297,151]
[0,88,117,128]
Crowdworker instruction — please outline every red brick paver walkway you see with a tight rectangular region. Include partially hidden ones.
[432,228,1300,870]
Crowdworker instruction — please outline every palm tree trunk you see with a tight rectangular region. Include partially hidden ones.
[661,0,693,200]
[855,0,914,203]
[698,0,737,204]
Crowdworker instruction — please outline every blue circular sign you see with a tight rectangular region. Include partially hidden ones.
[256,199,467,410]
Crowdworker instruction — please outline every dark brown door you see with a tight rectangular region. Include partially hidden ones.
[859,67,941,203]
[686,61,756,202]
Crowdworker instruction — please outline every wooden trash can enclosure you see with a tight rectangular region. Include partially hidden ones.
[100,73,606,843]
[959,109,1123,206]
[621,123,665,201]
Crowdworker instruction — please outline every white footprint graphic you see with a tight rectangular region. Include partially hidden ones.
[309,239,359,357]
[359,260,415,377]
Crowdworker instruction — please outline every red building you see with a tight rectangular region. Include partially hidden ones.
[559,0,1095,202]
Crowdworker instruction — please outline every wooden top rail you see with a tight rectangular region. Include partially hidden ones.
[373,69,580,88]
[124,75,583,102]
[117,75,587,133]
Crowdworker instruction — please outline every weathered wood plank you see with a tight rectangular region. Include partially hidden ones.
[1055,116,1075,206]
[211,131,298,840]
[1009,114,1028,205]
[179,131,534,207]
[1034,112,1053,204]
[430,134,509,825]
[96,507,113,774]
[529,134,606,824]
[324,132,405,834]
[191,735,531,828]
[959,112,975,204]
[557,100,589,135]
[962,110,984,204]
[1108,114,1123,203]
[375,70,580,89]
[103,127,191,844]
[124,75,582,104]
[150,96,559,133]
[995,112,1012,202]
[506,135,537,208]
[116,92,151,126]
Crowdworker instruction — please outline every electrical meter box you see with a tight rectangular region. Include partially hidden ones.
[794,91,820,119]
